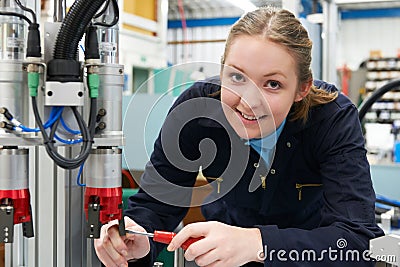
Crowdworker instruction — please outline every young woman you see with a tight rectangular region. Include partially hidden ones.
[95,6,383,267]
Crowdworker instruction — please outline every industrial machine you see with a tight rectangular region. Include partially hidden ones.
[0,0,125,266]
[359,79,400,267]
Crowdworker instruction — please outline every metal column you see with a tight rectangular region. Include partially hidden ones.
[322,0,339,84]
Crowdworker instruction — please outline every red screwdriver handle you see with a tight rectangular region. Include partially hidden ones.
[153,231,175,245]
[153,231,204,250]
[181,236,204,250]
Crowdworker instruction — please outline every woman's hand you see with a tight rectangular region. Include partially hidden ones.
[167,221,263,267]
[94,216,150,267]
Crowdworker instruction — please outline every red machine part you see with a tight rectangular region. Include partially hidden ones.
[84,187,123,224]
[0,189,32,224]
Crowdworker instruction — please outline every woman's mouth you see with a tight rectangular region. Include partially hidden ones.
[237,109,267,121]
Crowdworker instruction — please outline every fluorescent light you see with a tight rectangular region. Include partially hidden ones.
[226,0,257,13]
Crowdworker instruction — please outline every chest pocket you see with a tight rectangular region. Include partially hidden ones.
[295,182,323,200]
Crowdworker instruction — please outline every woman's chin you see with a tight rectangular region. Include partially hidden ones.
[233,127,276,140]
[233,129,261,140]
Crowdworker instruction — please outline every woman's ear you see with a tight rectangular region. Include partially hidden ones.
[294,80,312,102]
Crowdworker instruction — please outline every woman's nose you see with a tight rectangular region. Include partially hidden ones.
[240,86,264,110]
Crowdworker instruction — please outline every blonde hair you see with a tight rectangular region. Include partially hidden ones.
[221,6,338,123]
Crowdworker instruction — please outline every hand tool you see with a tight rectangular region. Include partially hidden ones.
[125,229,203,250]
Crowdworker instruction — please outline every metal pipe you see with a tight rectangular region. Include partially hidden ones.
[53,0,65,22]
[96,65,124,135]
[94,2,120,64]
[97,26,119,64]
[0,1,26,60]
[322,0,338,84]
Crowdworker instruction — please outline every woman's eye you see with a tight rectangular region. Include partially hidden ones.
[265,80,281,90]
[230,73,245,83]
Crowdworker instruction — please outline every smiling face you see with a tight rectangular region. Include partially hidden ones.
[220,36,310,139]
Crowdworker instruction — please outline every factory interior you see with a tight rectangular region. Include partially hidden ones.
[0,0,400,266]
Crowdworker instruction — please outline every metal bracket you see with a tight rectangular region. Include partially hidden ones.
[0,205,14,243]
[22,205,34,238]
[86,203,101,239]
[118,202,126,236]
[45,81,84,106]
[22,221,34,238]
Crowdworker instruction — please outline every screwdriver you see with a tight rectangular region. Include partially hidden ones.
[125,229,204,250]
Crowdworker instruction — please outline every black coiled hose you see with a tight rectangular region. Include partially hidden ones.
[53,0,106,60]
[358,78,400,121]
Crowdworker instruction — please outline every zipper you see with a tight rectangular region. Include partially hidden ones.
[254,162,268,190]
[207,177,223,193]
[260,175,267,189]
[295,183,322,200]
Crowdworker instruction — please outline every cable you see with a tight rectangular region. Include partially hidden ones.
[53,0,106,60]
[25,0,103,169]
[76,164,86,186]
[358,78,400,121]
[22,107,62,132]
[28,66,98,169]
[31,96,95,169]
[93,0,111,19]
[0,11,31,24]
[48,0,107,82]
[31,97,51,143]
[54,133,82,144]
[24,107,62,131]
[46,107,64,126]
[14,0,37,24]
[1,106,63,132]
[122,169,137,188]
[88,97,98,137]
[60,116,81,135]
[48,105,92,168]
[376,194,400,209]
[93,0,119,27]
